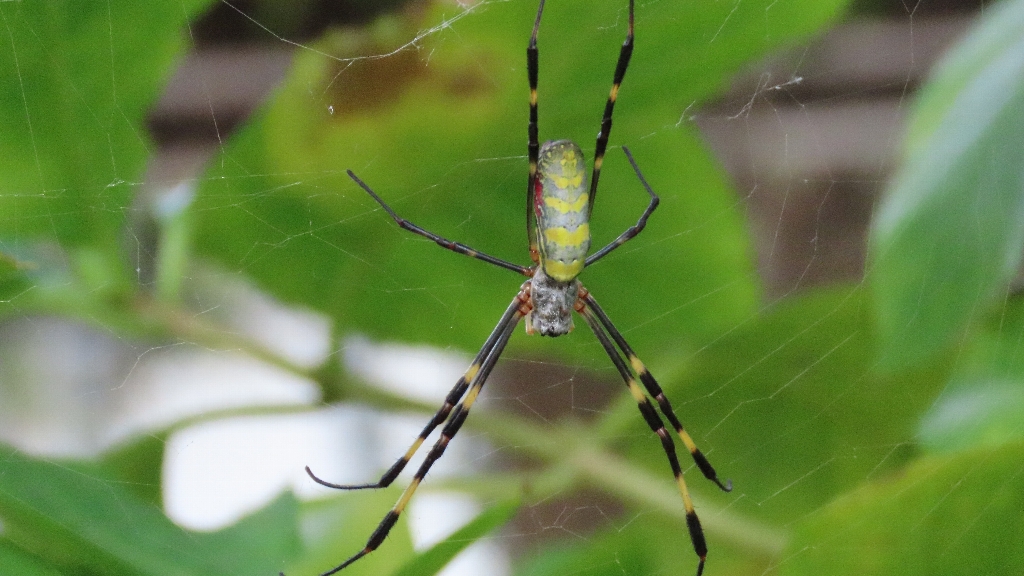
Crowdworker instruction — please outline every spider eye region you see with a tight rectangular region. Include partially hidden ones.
[535,139,591,282]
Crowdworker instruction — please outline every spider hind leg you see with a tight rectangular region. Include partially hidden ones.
[577,292,729,576]
[304,290,528,576]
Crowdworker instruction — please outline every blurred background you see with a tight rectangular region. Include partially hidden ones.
[2,1,1023,575]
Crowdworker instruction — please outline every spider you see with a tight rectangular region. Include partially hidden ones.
[300,1,732,575]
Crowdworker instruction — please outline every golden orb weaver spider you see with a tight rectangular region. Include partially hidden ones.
[296,1,733,575]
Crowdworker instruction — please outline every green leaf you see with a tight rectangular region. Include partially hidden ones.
[97,431,168,506]
[917,297,1024,453]
[919,380,1024,453]
[285,488,417,576]
[0,251,31,300]
[0,540,61,576]
[514,509,767,576]
[781,441,1024,576]
[0,0,212,277]
[203,493,303,576]
[192,0,849,358]
[0,445,300,575]
[515,512,694,576]
[392,498,519,576]
[871,0,1024,369]
[616,287,948,527]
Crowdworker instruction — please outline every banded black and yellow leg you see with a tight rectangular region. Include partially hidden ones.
[586,147,659,266]
[305,293,527,490]
[582,293,732,493]
[587,0,634,217]
[525,0,545,261]
[314,297,526,576]
[347,170,532,277]
[577,302,708,576]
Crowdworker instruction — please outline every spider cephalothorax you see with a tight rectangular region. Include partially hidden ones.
[295,2,732,576]
[526,265,579,336]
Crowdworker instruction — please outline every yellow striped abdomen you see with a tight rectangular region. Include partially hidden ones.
[534,140,591,281]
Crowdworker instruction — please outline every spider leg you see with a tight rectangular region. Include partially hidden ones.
[306,290,527,490]
[313,292,528,576]
[525,0,545,262]
[347,170,532,277]
[582,292,732,492]
[576,295,709,576]
[587,0,634,217]
[585,147,659,267]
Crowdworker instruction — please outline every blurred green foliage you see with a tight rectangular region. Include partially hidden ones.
[871,0,1024,369]
[0,443,300,575]
[2,0,1024,575]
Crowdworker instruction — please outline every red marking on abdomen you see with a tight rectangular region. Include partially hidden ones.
[534,177,544,219]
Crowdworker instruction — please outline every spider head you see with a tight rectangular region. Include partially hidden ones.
[534,140,592,282]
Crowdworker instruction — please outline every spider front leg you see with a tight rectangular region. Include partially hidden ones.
[302,289,528,576]
[525,0,544,258]
[347,170,532,276]
[587,0,635,216]
[577,293,728,576]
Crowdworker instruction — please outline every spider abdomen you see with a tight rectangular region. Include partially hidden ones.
[534,139,591,282]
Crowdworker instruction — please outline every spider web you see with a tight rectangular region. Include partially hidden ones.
[0,1,1017,576]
